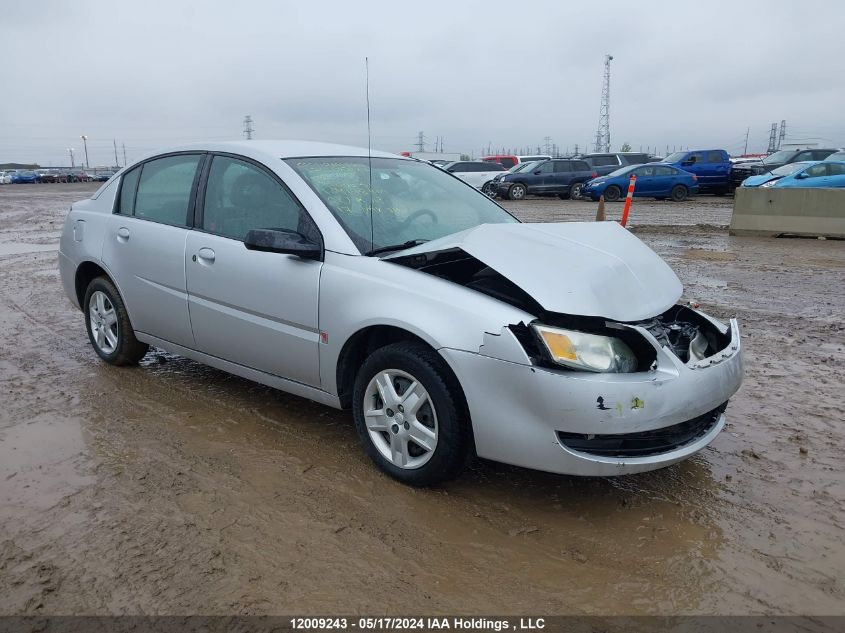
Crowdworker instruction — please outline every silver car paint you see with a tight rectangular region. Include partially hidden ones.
[58,140,744,477]
[386,221,683,321]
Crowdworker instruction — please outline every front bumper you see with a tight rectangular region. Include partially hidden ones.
[440,319,743,476]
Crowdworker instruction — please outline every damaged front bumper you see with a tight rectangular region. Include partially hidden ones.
[440,316,743,476]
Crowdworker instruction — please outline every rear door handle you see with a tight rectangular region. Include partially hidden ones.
[195,247,215,264]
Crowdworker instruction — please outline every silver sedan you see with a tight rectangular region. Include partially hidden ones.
[58,141,743,486]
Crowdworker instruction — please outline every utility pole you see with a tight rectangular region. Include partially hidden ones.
[543,136,552,155]
[743,127,750,155]
[574,143,579,156]
[415,131,425,153]
[80,135,89,169]
[122,143,127,166]
[243,115,255,140]
[594,54,613,152]
[767,122,778,154]
[67,148,75,169]
[113,139,119,168]
[777,119,786,150]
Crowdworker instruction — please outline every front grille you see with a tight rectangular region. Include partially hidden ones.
[557,403,727,458]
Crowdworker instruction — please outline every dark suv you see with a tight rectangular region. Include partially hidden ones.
[730,148,840,188]
[578,152,654,177]
[495,159,595,200]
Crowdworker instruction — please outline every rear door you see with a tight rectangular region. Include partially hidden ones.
[101,153,204,347]
[652,165,681,195]
[825,162,845,187]
[184,154,323,386]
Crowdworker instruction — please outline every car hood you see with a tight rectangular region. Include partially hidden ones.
[385,222,682,321]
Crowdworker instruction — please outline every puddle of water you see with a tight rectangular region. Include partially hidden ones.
[0,242,58,256]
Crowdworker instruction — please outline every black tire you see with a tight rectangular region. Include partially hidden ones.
[671,184,688,202]
[569,182,584,200]
[352,341,471,486]
[83,276,148,366]
[481,181,496,197]
[508,183,527,200]
[603,184,622,201]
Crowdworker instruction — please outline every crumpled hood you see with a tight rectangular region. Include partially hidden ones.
[387,222,683,321]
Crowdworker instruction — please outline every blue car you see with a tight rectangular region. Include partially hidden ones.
[742,161,845,188]
[660,149,731,194]
[582,163,699,202]
[10,170,38,184]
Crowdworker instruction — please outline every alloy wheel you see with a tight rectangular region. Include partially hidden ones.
[88,290,119,354]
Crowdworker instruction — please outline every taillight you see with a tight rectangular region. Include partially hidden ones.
[692,174,698,180]
[591,171,598,178]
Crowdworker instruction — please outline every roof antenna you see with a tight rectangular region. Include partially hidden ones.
[365,57,374,251]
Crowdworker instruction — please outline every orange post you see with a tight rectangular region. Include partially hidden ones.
[620,174,636,227]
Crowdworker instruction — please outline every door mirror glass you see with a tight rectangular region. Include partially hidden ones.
[244,228,322,260]
[795,172,808,179]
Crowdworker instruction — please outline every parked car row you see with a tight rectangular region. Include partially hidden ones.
[0,169,115,184]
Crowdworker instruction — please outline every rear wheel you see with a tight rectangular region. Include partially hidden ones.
[603,185,621,201]
[84,277,149,365]
[508,183,527,200]
[352,342,470,486]
[671,184,689,202]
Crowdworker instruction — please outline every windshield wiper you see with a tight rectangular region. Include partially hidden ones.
[365,239,429,257]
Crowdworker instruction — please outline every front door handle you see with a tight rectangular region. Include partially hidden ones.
[195,247,216,264]
[116,227,130,242]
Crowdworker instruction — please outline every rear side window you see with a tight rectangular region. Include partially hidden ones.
[794,151,814,162]
[827,163,845,176]
[571,160,590,171]
[117,166,141,215]
[813,150,835,160]
[592,155,619,166]
[500,157,516,169]
[622,154,650,165]
[708,151,724,162]
[134,155,202,226]
[553,161,572,172]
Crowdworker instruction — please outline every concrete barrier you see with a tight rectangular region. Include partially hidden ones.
[730,187,845,238]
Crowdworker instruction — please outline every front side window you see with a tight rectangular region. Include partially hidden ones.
[286,156,518,253]
[202,156,316,242]
[803,164,828,178]
[654,166,676,176]
[134,154,202,226]
[635,166,657,177]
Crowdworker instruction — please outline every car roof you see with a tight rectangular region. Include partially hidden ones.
[139,140,401,163]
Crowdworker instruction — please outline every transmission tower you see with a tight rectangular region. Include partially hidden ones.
[415,131,426,153]
[777,119,786,150]
[766,122,778,153]
[243,115,254,140]
[593,54,613,152]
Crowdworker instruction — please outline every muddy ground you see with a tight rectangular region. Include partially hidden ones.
[0,183,843,616]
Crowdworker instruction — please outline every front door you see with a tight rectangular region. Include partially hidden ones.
[185,155,323,387]
[101,153,204,347]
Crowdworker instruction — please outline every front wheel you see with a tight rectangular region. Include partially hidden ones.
[603,184,621,201]
[671,184,689,202]
[84,277,149,365]
[481,181,496,197]
[569,182,584,199]
[352,342,471,486]
[507,183,527,200]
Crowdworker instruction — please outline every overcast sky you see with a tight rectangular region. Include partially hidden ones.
[2,0,844,166]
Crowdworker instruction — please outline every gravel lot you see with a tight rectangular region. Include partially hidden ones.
[1,183,843,616]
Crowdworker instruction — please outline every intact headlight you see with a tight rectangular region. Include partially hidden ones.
[533,324,637,373]
[760,180,776,188]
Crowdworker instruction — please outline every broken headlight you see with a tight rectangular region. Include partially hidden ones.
[533,325,638,373]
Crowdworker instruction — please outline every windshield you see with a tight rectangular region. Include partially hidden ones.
[762,150,795,165]
[770,162,812,176]
[605,165,637,178]
[662,152,688,164]
[286,156,518,253]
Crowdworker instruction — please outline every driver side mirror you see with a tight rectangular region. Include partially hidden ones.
[244,228,322,260]
[533,170,542,175]
[795,172,809,179]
